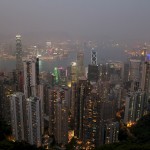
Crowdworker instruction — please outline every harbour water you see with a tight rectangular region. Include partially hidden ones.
[0,47,126,72]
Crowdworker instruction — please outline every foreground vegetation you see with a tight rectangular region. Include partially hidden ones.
[0,119,44,150]
[97,113,150,150]
[0,113,150,149]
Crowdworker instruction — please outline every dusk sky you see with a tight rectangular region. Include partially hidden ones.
[0,0,150,41]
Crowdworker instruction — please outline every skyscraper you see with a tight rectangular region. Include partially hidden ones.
[74,78,91,139]
[49,87,68,144]
[129,59,141,91]
[77,51,84,77]
[10,92,26,141]
[26,97,41,146]
[91,48,97,65]
[71,62,77,84]
[23,56,39,98]
[88,48,99,82]
[124,90,145,125]
[16,35,23,91]
[88,64,99,82]
[16,35,23,72]
[83,88,99,149]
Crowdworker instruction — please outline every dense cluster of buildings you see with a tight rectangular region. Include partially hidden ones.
[0,35,150,149]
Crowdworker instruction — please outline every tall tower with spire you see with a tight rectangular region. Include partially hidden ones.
[16,35,23,91]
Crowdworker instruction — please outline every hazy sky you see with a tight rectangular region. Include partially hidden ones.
[0,0,150,41]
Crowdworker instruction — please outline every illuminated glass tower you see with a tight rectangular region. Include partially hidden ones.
[71,62,77,84]
[53,67,59,84]
[16,35,24,91]
[16,35,23,72]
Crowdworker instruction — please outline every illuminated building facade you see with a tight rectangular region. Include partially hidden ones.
[58,67,67,86]
[74,79,91,139]
[88,64,99,82]
[23,56,39,98]
[77,51,84,77]
[16,35,23,72]
[107,61,124,83]
[103,122,119,144]
[53,67,59,85]
[140,55,150,113]
[16,35,23,91]
[26,97,41,146]
[129,59,141,91]
[10,92,26,141]
[71,62,77,84]
[54,98,68,144]
[144,61,150,112]
[49,87,69,144]
[70,82,77,117]
[83,88,99,149]
[124,90,145,124]
[37,84,45,135]
[52,67,67,86]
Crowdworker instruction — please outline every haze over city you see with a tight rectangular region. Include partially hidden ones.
[0,0,150,42]
[0,1,150,150]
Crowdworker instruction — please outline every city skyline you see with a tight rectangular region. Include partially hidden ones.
[0,1,150,149]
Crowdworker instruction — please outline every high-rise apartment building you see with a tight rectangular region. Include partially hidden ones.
[26,97,41,146]
[23,56,39,98]
[124,90,145,124]
[129,59,141,91]
[83,88,99,149]
[54,98,68,145]
[103,122,119,144]
[49,87,69,145]
[10,92,26,141]
[74,78,91,139]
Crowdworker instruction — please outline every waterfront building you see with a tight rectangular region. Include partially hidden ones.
[16,35,23,73]
[71,62,77,84]
[16,35,23,91]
